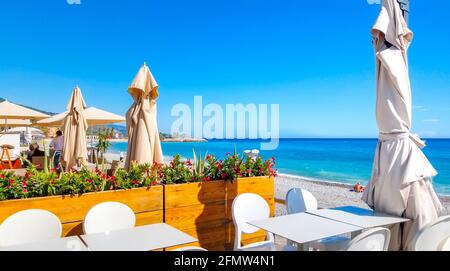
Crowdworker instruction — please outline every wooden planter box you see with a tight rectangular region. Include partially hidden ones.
[225,176,275,250]
[0,186,164,237]
[0,177,274,251]
[165,177,275,251]
[164,181,227,251]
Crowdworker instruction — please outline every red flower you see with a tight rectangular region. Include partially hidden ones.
[203,177,211,182]
[221,173,227,179]
[24,173,31,179]
[108,176,116,181]
[22,189,28,193]
[22,181,28,187]
[0,174,5,179]
[246,169,252,174]
[86,179,93,183]
[9,179,14,185]
[152,180,157,186]
[131,180,140,185]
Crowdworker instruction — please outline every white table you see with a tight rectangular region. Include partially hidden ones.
[250,212,362,249]
[307,206,410,229]
[79,223,197,251]
[0,237,89,251]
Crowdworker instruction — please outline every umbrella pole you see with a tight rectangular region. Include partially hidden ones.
[397,0,410,23]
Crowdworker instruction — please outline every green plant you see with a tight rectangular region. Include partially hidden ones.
[192,149,208,182]
[0,152,277,201]
[160,155,193,184]
[96,129,112,173]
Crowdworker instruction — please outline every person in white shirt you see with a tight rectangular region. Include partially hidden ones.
[50,130,64,170]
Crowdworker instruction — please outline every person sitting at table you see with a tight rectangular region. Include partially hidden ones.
[24,143,45,167]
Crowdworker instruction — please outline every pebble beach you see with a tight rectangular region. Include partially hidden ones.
[274,174,450,216]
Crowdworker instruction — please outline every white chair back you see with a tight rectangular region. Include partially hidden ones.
[0,209,62,247]
[172,246,208,251]
[232,193,274,250]
[286,188,318,214]
[439,238,450,251]
[345,228,390,251]
[83,202,136,235]
[412,215,450,251]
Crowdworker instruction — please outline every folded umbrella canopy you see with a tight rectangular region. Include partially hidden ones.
[125,63,164,169]
[36,107,125,127]
[362,0,443,251]
[62,86,89,169]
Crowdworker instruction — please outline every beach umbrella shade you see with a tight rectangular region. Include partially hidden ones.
[125,63,164,169]
[0,119,32,128]
[0,100,49,131]
[62,86,89,169]
[362,0,443,251]
[36,107,125,127]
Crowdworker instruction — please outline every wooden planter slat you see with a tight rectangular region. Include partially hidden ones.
[0,186,164,237]
[164,181,226,208]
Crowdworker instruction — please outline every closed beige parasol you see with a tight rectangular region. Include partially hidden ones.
[362,0,443,251]
[125,63,164,169]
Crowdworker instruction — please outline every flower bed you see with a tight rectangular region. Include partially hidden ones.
[0,153,276,201]
[0,152,276,250]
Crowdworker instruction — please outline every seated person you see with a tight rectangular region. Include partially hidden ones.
[25,143,45,166]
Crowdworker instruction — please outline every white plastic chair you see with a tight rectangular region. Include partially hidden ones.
[285,188,351,251]
[232,193,277,251]
[411,215,450,251]
[286,188,318,214]
[344,228,390,251]
[0,209,62,247]
[440,238,450,251]
[83,202,136,235]
[171,246,208,251]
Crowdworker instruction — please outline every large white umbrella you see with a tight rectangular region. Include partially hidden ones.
[125,63,164,169]
[0,100,49,130]
[362,0,442,251]
[36,107,125,127]
[0,119,32,128]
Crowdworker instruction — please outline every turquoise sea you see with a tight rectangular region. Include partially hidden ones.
[110,139,450,195]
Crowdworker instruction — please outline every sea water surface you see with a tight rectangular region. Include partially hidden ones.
[110,139,450,195]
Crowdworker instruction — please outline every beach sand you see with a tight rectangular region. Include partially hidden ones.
[275,174,450,216]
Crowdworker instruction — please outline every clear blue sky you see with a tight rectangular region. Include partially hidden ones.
[0,0,449,138]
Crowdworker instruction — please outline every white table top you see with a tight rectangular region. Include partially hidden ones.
[0,237,89,251]
[250,212,362,244]
[79,223,197,251]
[307,206,410,229]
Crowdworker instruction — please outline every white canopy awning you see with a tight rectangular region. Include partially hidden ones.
[36,107,125,127]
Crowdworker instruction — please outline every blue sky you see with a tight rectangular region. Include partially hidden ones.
[0,0,449,138]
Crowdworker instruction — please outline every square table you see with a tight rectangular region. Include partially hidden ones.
[0,236,89,251]
[79,223,197,251]
[307,206,410,229]
[249,212,363,249]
